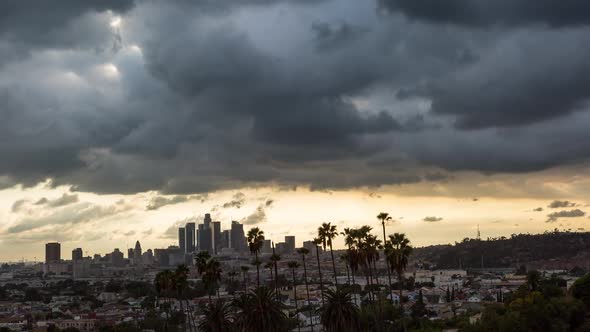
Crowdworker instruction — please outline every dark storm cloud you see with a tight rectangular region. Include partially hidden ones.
[222,192,246,209]
[1,0,590,194]
[404,29,590,130]
[546,209,586,223]
[146,194,207,210]
[312,22,368,51]
[0,0,134,62]
[548,200,577,209]
[379,0,590,28]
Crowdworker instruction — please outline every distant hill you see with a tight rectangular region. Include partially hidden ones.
[412,230,590,270]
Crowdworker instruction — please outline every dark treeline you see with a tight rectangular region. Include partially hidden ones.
[413,230,590,269]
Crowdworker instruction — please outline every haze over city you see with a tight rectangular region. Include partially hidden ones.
[2,0,590,263]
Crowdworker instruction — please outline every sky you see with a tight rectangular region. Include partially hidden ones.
[2,0,590,261]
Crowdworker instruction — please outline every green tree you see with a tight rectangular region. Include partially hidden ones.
[572,273,590,307]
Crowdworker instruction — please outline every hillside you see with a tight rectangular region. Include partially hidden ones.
[412,230,590,270]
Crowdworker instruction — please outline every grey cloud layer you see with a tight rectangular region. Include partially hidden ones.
[1,0,590,194]
[379,0,590,27]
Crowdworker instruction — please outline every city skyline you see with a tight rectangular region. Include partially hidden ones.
[2,0,590,262]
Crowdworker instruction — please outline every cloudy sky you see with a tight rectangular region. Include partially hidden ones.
[2,0,590,261]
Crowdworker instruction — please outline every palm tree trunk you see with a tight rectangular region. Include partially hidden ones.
[345,263,350,285]
[292,268,301,332]
[315,245,325,306]
[373,260,384,327]
[329,243,338,287]
[382,222,394,306]
[302,254,315,332]
[255,251,260,288]
[399,271,406,332]
[365,262,373,302]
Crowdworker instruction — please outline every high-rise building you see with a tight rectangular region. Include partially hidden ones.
[143,249,154,265]
[276,242,286,255]
[261,239,272,254]
[127,248,134,260]
[178,227,186,253]
[230,221,246,253]
[185,222,196,253]
[303,240,320,253]
[213,221,221,254]
[45,242,61,264]
[111,249,124,267]
[72,248,83,261]
[284,236,295,254]
[221,230,231,249]
[134,241,142,264]
[154,248,169,267]
[198,214,213,253]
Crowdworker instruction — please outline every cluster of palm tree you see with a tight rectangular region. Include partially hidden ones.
[155,212,414,331]
[154,265,197,331]
[198,287,289,332]
[195,251,223,302]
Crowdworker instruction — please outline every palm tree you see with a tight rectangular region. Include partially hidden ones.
[247,227,265,287]
[174,265,192,332]
[526,270,541,291]
[319,222,339,286]
[313,237,325,305]
[297,247,314,332]
[340,254,351,285]
[240,266,250,291]
[288,261,301,332]
[320,288,360,332]
[265,262,275,285]
[232,286,288,332]
[203,258,222,302]
[341,228,359,289]
[155,269,174,332]
[377,212,395,302]
[198,300,234,332]
[385,233,413,317]
[270,250,281,299]
[195,251,211,276]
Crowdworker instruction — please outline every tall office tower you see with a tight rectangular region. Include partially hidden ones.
[45,243,61,263]
[111,249,124,267]
[230,221,246,253]
[72,248,83,261]
[154,248,169,267]
[178,227,186,253]
[221,230,231,249]
[143,249,154,264]
[127,248,134,260]
[213,221,221,254]
[261,239,272,254]
[198,219,214,254]
[185,222,196,253]
[276,242,286,255]
[134,241,142,264]
[303,240,320,253]
[284,236,295,254]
